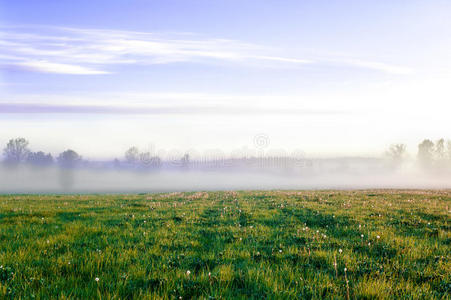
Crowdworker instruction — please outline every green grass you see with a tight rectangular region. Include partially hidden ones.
[0,190,449,299]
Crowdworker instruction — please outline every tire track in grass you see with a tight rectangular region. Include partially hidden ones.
[193,192,237,264]
[167,192,239,299]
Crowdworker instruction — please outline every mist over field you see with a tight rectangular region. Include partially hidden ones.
[1,135,451,193]
[2,155,451,193]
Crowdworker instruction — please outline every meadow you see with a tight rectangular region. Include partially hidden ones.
[0,190,449,299]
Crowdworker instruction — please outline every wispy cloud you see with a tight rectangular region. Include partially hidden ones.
[15,60,109,75]
[0,102,347,115]
[340,59,413,75]
[0,25,411,75]
[0,25,313,74]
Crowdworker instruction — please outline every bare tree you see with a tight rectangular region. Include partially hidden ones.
[3,137,30,165]
[386,144,406,167]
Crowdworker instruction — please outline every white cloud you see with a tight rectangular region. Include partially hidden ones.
[0,26,305,74]
[0,25,412,75]
[253,55,313,64]
[16,60,109,75]
[341,59,413,75]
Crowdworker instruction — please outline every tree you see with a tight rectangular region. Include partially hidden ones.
[418,139,434,168]
[139,151,151,165]
[57,150,81,191]
[386,144,406,167]
[181,153,190,169]
[434,139,446,161]
[138,152,161,168]
[57,150,82,168]
[113,158,121,169]
[125,147,139,164]
[448,140,451,161]
[3,138,30,165]
[26,151,53,167]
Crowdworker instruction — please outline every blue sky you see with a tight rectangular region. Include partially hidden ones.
[1,1,451,158]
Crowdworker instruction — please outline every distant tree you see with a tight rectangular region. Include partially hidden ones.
[57,150,81,191]
[125,147,139,164]
[386,144,406,167]
[113,158,121,169]
[181,153,190,169]
[139,152,161,168]
[26,151,53,167]
[447,140,451,161]
[150,156,161,168]
[3,137,30,165]
[434,139,446,161]
[57,150,82,168]
[418,139,434,168]
[139,151,151,165]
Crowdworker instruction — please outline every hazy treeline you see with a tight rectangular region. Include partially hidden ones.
[2,137,451,170]
[1,138,310,171]
[385,139,451,171]
[2,138,80,169]
[1,137,451,193]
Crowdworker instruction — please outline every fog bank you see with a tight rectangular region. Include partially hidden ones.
[1,163,451,194]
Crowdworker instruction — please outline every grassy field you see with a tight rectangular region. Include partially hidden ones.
[0,190,449,299]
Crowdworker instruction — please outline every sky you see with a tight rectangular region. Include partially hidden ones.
[1,0,450,159]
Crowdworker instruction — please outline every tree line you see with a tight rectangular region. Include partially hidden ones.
[386,139,451,169]
[1,138,186,169]
[2,138,81,168]
[2,137,451,170]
